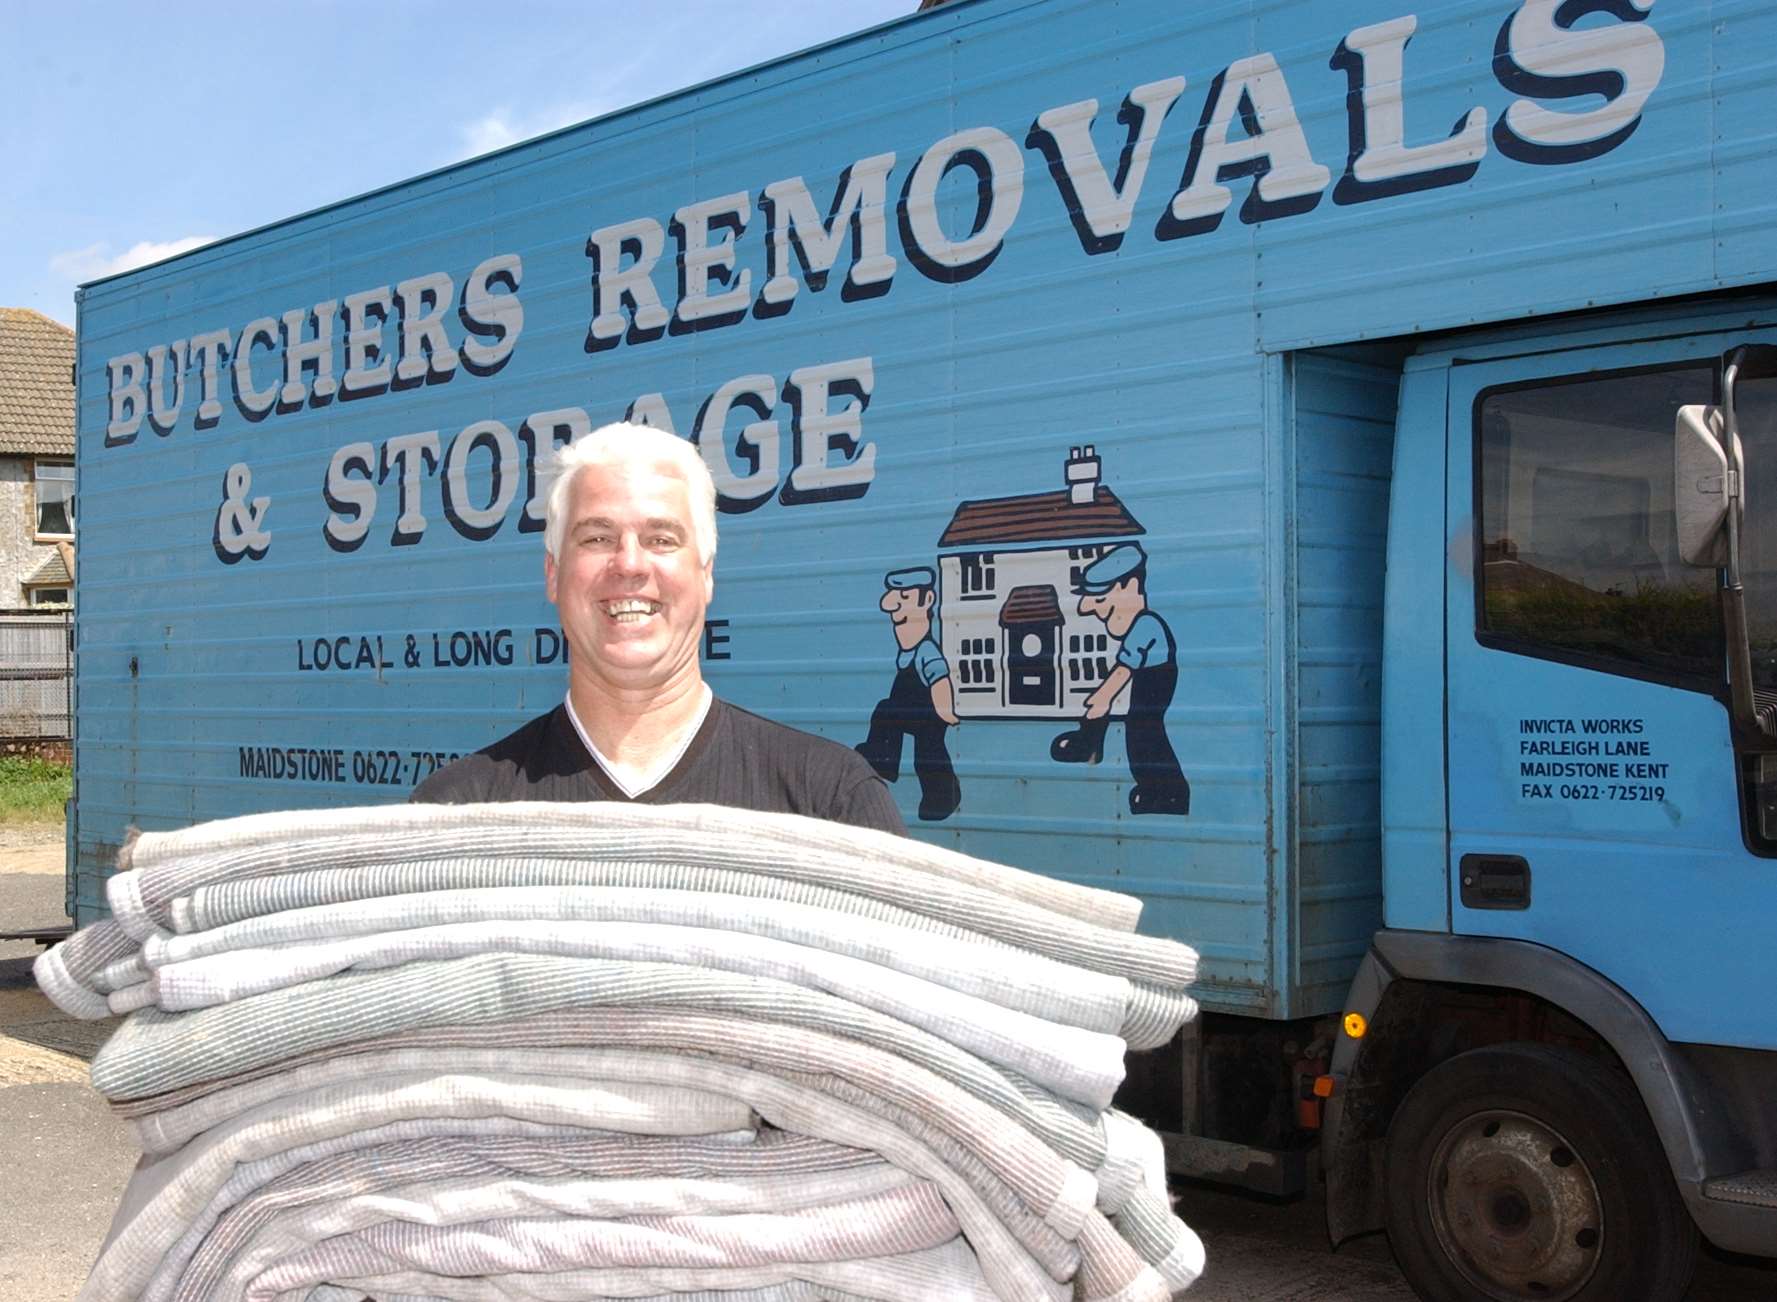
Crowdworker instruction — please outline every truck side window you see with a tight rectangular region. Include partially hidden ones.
[1475,364,1724,685]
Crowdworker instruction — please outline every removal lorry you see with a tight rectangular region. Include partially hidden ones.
[68,1,1777,1298]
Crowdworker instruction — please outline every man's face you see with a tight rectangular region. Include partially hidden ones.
[880,586,933,651]
[545,459,713,694]
[1078,577,1142,638]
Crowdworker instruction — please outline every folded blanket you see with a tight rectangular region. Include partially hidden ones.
[52,802,1204,1301]
[154,848,1187,982]
[90,1074,759,1302]
[42,868,1194,1046]
[98,1052,1078,1302]
[301,1236,1000,1302]
[115,918,1131,1110]
[92,951,1129,1114]
[234,1184,962,1301]
[139,885,1139,1037]
[123,1038,1100,1270]
[122,1013,1119,1209]
[148,1122,788,1302]
[110,802,1132,930]
[179,1132,907,1302]
[123,1055,1089,1274]
[33,914,138,1019]
[135,1044,1208,1300]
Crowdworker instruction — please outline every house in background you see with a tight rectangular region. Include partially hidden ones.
[933,446,1144,720]
[0,308,76,609]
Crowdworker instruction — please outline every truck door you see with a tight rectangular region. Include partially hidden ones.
[1444,328,1777,1050]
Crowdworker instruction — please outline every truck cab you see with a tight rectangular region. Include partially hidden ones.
[1326,300,1777,1302]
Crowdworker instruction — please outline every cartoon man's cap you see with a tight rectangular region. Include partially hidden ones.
[884,566,937,591]
[1074,543,1147,595]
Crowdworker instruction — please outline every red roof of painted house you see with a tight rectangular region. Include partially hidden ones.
[937,485,1143,548]
[998,584,1063,627]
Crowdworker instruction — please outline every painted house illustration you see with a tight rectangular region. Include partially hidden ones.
[935,447,1144,720]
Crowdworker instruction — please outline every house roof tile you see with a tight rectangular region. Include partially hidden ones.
[998,584,1064,627]
[0,308,75,457]
[24,548,71,586]
[938,486,1144,548]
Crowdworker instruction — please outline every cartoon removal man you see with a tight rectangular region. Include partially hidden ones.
[1050,542,1191,815]
[856,566,962,821]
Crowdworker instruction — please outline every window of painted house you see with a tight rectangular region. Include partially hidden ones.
[34,461,74,538]
[958,553,996,597]
[956,636,997,694]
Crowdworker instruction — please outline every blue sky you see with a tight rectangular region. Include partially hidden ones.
[1,1,914,327]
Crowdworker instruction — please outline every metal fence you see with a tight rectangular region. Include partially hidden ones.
[0,612,72,739]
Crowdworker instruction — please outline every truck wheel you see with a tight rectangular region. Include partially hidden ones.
[1383,1042,1698,1302]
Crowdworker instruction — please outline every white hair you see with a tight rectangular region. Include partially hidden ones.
[543,421,718,563]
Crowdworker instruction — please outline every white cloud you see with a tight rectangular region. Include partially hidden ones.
[460,111,528,158]
[451,33,672,165]
[457,99,618,161]
[50,235,217,283]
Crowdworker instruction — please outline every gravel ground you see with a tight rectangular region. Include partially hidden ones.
[0,822,63,853]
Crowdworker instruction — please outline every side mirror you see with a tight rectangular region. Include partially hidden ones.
[1675,403,1738,567]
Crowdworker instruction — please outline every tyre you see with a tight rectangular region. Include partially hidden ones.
[1383,1042,1699,1302]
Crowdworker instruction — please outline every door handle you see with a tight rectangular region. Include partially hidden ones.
[1459,854,1531,910]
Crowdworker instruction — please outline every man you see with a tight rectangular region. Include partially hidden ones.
[413,421,904,833]
[855,567,961,821]
[1049,542,1191,816]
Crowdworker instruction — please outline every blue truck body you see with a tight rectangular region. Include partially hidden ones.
[69,1,1777,1293]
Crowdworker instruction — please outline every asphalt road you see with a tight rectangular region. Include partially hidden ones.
[1169,1180,1777,1301]
[1,831,1773,1301]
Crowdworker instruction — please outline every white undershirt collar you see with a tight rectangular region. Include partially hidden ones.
[564,684,713,798]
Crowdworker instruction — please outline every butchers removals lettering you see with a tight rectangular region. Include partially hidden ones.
[98,7,1666,568]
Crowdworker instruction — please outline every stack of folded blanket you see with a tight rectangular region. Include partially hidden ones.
[37,802,1205,1302]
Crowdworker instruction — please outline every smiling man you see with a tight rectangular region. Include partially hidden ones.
[412,422,904,832]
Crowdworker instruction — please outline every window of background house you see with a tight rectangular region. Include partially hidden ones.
[34,461,74,538]
[27,587,69,607]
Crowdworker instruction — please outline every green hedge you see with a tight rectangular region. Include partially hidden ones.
[0,756,72,824]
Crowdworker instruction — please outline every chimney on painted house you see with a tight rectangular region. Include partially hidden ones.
[1065,445,1101,506]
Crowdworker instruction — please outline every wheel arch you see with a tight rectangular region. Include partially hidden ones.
[1322,930,1741,1246]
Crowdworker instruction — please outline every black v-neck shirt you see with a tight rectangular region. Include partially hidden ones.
[411,698,906,835]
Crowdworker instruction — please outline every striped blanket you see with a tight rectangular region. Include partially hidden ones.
[39,802,1204,1301]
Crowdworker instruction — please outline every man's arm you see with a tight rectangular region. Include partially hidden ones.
[1085,663,1131,718]
[917,641,959,726]
[930,675,960,726]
